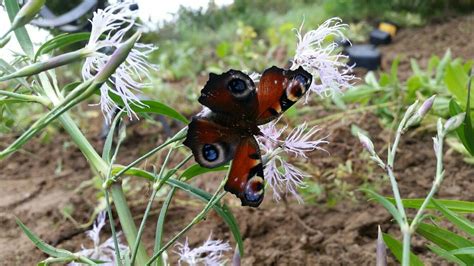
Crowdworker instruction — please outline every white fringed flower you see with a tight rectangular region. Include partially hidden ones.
[258,121,327,202]
[291,17,355,99]
[69,212,128,266]
[81,2,157,122]
[174,234,231,266]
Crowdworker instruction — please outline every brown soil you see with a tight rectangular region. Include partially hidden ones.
[1,14,474,266]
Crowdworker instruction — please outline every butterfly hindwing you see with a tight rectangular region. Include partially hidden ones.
[183,116,239,168]
[198,70,258,121]
[225,136,265,207]
[256,66,312,124]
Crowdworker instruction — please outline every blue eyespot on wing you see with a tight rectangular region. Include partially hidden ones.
[183,117,239,168]
[225,137,265,207]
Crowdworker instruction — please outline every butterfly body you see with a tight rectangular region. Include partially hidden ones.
[184,66,312,207]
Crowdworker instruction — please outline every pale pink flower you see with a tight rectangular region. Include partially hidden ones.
[174,234,231,266]
[284,122,328,158]
[258,121,327,202]
[291,17,355,99]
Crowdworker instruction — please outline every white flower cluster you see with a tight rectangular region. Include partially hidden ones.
[69,212,127,266]
[258,120,328,202]
[174,234,231,266]
[82,1,157,122]
[291,17,355,99]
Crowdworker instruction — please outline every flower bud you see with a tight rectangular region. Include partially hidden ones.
[232,246,241,266]
[0,48,91,82]
[444,113,465,133]
[1,0,46,40]
[376,226,387,266]
[405,95,436,129]
[358,132,375,155]
[418,95,436,117]
[94,31,141,84]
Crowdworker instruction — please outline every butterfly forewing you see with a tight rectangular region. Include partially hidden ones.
[198,70,259,121]
[256,66,312,125]
[183,117,239,168]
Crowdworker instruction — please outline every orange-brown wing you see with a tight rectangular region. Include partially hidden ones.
[256,66,312,125]
[225,137,265,207]
[198,70,259,121]
[183,116,239,168]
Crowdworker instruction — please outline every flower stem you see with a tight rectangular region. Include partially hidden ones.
[0,90,49,105]
[410,132,445,231]
[110,182,149,265]
[109,127,187,183]
[146,175,229,266]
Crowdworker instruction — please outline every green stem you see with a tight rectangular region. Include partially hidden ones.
[110,127,187,183]
[54,106,148,265]
[154,188,177,266]
[146,175,229,266]
[402,228,411,266]
[0,90,49,105]
[131,188,158,266]
[110,183,148,265]
[410,133,445,231]
[104,189,122,266]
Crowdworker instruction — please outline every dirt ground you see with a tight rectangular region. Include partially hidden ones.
[1,14,474,265]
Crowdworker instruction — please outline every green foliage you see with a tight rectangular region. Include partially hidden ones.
[382,233,424,266]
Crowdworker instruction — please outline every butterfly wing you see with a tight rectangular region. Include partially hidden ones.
[198,70,258,121]
[256,66,312,124]
[225,136,265,207]
[183,116,239,168]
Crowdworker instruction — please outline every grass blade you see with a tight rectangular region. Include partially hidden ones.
[360,188,404,226]
[431,199,474,236]
[449,247,474,255]
[427,244,467,266]
[4,0,34,57]
[101,112,123,163]
[416,222,474,265]
[35,32,91,60]
[180,164,229,181]
[387,198,474,213]
[382,233,424,266]
[16,218,73,258]
[109,92,189,124]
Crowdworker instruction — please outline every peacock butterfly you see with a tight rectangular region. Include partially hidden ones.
[183,66,312,207]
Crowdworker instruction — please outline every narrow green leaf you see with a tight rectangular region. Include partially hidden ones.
[382,233,424,266]
[109,92,189,124]
[180,164,229,181]
[112,166,244,256]
[0,58,30,88]
[417,223,474,265]
[387,198,474,213]
[449,99,474,154]
[428,244,467,266]
[463,75,474,156]
[34,32,91,60]
[102,112,123,163]
[154,188,176,266]
[16,218,73,258]
[4,0,34,57]
[360,189,403,226]
[431,199,474,236]
[449,247,474,255]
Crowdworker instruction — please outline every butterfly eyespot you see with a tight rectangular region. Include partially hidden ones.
[244,176,264,204]
[294,74,308,86]
[228,78,247,94]
[202,144,219,162]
